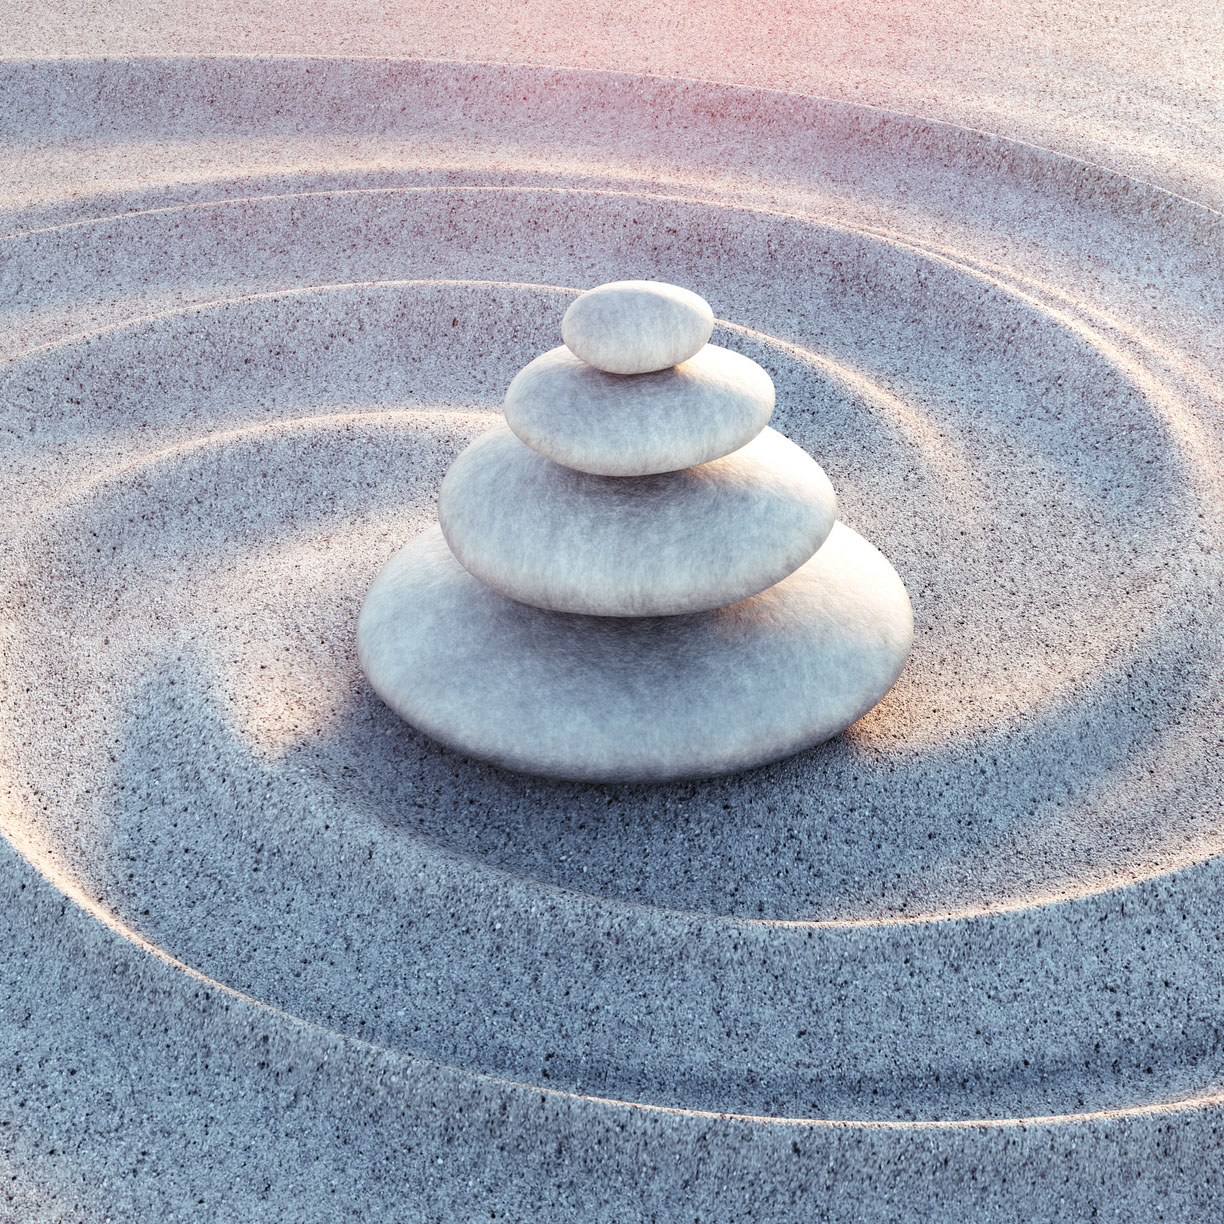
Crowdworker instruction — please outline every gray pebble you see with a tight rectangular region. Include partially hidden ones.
[504,343,775,475]
[437,423,837,616]
[561,279,714,374]
[357,521,913,781]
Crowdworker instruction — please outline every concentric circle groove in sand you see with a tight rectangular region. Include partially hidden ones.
[4,60,1224,1127]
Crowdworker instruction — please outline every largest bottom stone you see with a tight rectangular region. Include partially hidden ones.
[357,522,913,782]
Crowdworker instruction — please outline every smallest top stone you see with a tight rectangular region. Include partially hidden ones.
[562,280,715,375]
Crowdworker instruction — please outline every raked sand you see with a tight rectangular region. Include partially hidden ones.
[2,10,1224,1222]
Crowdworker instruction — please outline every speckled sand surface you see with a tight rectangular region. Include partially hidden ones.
[2,5,1224,1222]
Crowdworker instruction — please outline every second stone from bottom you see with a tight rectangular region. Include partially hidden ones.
[438,423,838,616]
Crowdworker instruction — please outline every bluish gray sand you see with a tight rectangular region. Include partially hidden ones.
[2,16,1224,1224]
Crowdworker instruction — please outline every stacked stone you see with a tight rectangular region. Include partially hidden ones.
[357,281,913,782]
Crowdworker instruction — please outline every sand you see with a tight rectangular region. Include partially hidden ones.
[1,8,1223,1222]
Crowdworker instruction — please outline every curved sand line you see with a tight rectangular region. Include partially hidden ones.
[10,803,1224,1134]
[5,273,1220,1119]
[6,270,1212,900]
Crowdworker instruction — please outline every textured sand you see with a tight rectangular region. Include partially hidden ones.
[2,9,1224,1223]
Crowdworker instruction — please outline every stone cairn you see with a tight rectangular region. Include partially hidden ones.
[357,280,913,781]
